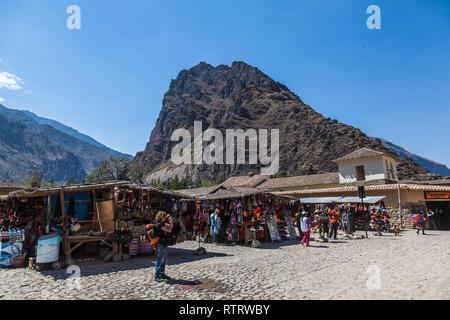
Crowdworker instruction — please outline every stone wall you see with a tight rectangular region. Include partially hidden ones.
[388,208,414,229]
[388,205,427,229]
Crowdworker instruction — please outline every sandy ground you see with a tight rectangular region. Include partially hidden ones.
[0,229,449,300]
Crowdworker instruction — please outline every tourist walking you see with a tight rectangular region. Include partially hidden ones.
[215,210,222,243]
[426,209,438,230]
[210,209,222,244]
[154,211,173,282]
[320,210,329,238]
[300,212,315,247]
[341,211,350,234]
[414,213,426,235]
[328,209,339,240]
[348,210,355,234]
[230,210,239,245]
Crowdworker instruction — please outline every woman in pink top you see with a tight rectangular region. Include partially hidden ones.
[300,212,315,247]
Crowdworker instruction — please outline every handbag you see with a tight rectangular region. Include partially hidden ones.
[146,224,159,248]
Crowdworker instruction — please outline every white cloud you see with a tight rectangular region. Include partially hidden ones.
[0,71,23,90]
[0,97,4,102]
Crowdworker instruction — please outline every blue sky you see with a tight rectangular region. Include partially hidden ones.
[0,0,449,166]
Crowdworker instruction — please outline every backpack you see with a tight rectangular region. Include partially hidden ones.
[146,224,159,248]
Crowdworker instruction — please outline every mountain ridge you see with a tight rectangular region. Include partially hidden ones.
[135,61,437,183]
[22,110,132,159]
[0,112,86,182]
[0,104,131,182]
[379,138,450,177]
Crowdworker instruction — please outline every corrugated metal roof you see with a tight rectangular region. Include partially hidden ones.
[220,175,268,189]
[188,189,277,201]
[10,181,192,198]
[176,185,224,196]
[10,181,130,197]
[257,173,339,189]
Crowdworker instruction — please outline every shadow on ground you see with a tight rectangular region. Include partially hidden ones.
[38,247,231,280]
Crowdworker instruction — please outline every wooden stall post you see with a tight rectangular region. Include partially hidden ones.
[243,222,248,245]
[111,187,117,220]
[46,195,51,233]
[91,190,101,232]
[60,189,71,262]
[111,187,119,256]
[60,189,66,230]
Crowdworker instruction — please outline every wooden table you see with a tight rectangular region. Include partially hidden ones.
[64,235,113,262]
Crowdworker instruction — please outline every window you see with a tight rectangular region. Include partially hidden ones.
[356,165,366,181]
[389,162,396,180]
[384,160,394,180]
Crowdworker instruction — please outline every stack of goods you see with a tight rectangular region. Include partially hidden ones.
[265,210,281,241]
[0,229,25,268]
[243,205,265,241]
[128,238,139,256]
[138,234,153,254]
[243,206,265,226]
[1,229,25,242]
[113,201,134,247]
[225,200,243,243]
[193,201,210,241]
[274,212,288,240]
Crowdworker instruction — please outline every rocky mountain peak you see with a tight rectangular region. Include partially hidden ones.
[135,61,434,183]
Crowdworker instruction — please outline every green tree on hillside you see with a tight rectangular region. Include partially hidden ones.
[129,160,148,184]
[86,156,131,183]
[25,169,44,188]
[275,170,292,178]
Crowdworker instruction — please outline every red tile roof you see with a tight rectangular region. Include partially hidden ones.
[273,184,450,196]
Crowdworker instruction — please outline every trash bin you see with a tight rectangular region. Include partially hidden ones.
[36,233,61,263]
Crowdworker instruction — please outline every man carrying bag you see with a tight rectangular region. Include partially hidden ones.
[152,211,173,282]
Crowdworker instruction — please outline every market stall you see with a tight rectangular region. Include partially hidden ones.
[8,181,191,266]
[0,195,43,268]
[296,196,389,233]
[114,184,192,258]
[180,189,295,246]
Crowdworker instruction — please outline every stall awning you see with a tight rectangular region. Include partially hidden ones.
[336,196,386,204]
[299,197,342,204]
[298,196,386,204]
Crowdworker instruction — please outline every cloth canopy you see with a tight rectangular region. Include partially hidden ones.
[336,196,386,204]
[299,197,342,204]
[297,196,386,204]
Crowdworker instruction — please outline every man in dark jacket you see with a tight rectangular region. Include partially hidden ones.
[154,211,173,282]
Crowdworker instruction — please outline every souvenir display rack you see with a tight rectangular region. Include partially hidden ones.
[182,190,293,245]
[6,182,191,265]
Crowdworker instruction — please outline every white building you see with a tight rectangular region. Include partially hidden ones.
[334,148,398,184]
